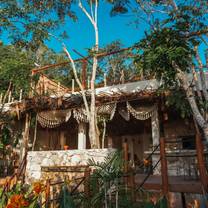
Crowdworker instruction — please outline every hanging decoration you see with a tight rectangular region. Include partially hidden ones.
[37,101,157,128]
[126,101,157,120]
[37,109,71,128]
[97,103,117,121]
[73,103,117,123]
[118,108,130,121]
[73,108,88,123]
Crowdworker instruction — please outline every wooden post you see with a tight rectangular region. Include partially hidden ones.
[160,137,169,195]
[129,167,135,202]
[123,139,128,187]
[22,114,30,161]
[8,91,11,103]
[181,193,186,208]
[72,79,74,93]
[104,73,107,87]
[78,122,87,150]
[57,82,60,95]
[45,179,50,208]
[19,89,23,101]
[195,133,208,192]
[87,76,90,89]
[84,167,91,197]
[0,93,2,104]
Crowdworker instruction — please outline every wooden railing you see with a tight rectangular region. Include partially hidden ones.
[0,153,27,198]
[41,166,91,208]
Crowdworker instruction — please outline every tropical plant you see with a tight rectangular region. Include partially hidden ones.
[0,182,44,208]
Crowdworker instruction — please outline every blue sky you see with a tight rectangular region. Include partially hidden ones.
[46,2,148,58]
[47,2,207,62]
[1,1,207,62]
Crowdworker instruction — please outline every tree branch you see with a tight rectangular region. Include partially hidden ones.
[63,47,90,119]
[90,0,95,22]
[195,46,208,101]
[169,0,178,11]
[78,0,95,26]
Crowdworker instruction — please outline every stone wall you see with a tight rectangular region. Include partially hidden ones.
[25,148,116,183]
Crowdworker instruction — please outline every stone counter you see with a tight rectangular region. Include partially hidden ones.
[25,148,116,183]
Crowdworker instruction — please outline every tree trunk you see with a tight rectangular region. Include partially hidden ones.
[176,70,208,142]
[195,47,208,101]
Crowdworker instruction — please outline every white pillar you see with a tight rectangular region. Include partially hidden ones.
[151,107,160,174]
[151,108,160,146]
[78,122,87,149]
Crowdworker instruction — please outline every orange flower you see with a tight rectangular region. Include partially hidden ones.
[143,159,149,166]
[6,204,16,208]
[10,194,23,204]
[33,182,44,195]
[7,194,29,208]
[20,199,29,207]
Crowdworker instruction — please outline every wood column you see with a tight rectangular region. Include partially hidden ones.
[84,167,91,197]
[21,113,30,161]
[160,137,169,195]
[123,139,128,187]
[129,138,135,167]
[195,133,208,192]
[60,131,66,150]
[45,179,50,208]
[78,122,87,149]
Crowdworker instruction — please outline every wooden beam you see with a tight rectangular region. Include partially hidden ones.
[160,137,169,195]
[31,47,133,75]
[195,133,208,192]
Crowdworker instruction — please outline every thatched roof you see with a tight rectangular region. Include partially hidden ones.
[8,79,159,114]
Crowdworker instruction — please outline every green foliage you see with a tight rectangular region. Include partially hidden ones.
[0,125,11,146]
[0,0,77,50]
[135,28,193,89]
[132,1,207,117]
[166,90,192,118]
[98,41,137,85]
[0,183,41,208]
[0,44,33,96]
[84,151,135,208]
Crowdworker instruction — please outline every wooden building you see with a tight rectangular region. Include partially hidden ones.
[1,73,208,208]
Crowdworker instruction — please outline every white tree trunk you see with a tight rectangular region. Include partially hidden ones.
[176,69,208,142]
[64,0,100,148]
[195,47,208,101]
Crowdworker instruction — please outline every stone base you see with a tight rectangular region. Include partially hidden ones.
[25,148,116,183]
